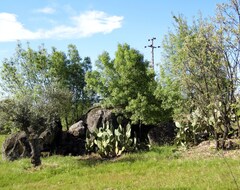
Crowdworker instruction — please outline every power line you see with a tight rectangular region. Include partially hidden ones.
[144,37,160,69]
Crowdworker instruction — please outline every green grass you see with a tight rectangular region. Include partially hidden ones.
[1,135,240,190]
[0,135,6,158]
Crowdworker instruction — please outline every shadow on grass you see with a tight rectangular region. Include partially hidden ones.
[76,154,107,166]
[112,156,138,163]
[76,153,140,167]
[76,146,181,167]
[149,146,181,159]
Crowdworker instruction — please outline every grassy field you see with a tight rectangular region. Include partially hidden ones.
[1,135,240,190]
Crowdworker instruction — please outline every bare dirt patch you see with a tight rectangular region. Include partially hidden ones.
[182,139,240,159]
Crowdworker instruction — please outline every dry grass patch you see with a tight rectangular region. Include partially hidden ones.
[182,139,240,160]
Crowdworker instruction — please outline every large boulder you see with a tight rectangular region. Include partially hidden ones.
[2,107,175,160]
[2,123,87,161]
[2,123,62,161]
[68,120,86,137]
[147,121,176,145]
[83,107,155,145]
[39,127,60,154]
[55,131,85,156]
[84,107,127,133]
[2,131,31,161]
[54,120,87,156]
[85,107,113,132]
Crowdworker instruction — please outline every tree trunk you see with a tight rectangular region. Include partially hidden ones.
[222,103,230,149]
[138,121,142,143]
[222,123,229,149]
[237,116,240,139]
[214,130,220,150]
[65,116,69,131]
[29,135,41,167]
[212,112,220,150]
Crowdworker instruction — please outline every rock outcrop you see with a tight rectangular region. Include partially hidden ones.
[2,131,31,161]
[2,107,176,161]
[84,107,121,133]
[68,120,85,137]
[147,121,176,145]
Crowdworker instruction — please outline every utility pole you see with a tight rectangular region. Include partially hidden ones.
[145,37,160,69]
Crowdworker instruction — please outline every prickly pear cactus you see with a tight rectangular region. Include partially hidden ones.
[85,122,136,158]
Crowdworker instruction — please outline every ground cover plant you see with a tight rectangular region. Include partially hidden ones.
[1,135,240,190]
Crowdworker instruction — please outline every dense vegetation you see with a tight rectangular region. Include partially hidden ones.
[0,43,94,166]
[85,43,169,125]
[0,0,239,168]
[159,0,240,149]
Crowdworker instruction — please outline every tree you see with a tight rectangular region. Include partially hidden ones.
[0,42,82,166]
[214,0,240,138]
[47,44,93,128]
[160,0,240,149]
[86,43,167,127]
[65,45,93,125]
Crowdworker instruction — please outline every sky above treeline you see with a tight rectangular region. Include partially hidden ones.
[0,0,228,68]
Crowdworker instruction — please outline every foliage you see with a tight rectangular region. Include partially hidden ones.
[0,103,15,134]
[86,43,168,125]
[0,43,75,131]
[0,43,93,130]
[155,68,182,117]
[174,108,218,148]
[0,83,72,166]
[86,122,136,158]
[160,0,240,148]
[64,45,93,123]
[175,122,192,148]
[0,42,94,166]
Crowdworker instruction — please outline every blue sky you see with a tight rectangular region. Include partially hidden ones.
[0,0,228,67]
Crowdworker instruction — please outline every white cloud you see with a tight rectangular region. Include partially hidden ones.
[0,11,124,42]
[73,11,124,37]
[0,13,41,42]
[35,7,56,14]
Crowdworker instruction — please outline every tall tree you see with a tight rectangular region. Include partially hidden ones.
[0,43,72,166]
[160,0,240,148]
[214,0,240,137]
[66,45,92,123]
[0,42,92,166]
[86,43,167,126]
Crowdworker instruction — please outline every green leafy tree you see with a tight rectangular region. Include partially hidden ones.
[160,0,240,149]
[47,44,93,128]
[86,44,168,139]
[0,43,82,166]
[0,85,71,166]
[160,16,228,147]
[214,0,240,137]
[65,45,93,125]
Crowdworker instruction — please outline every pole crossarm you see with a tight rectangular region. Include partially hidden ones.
[145,37,160,69]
